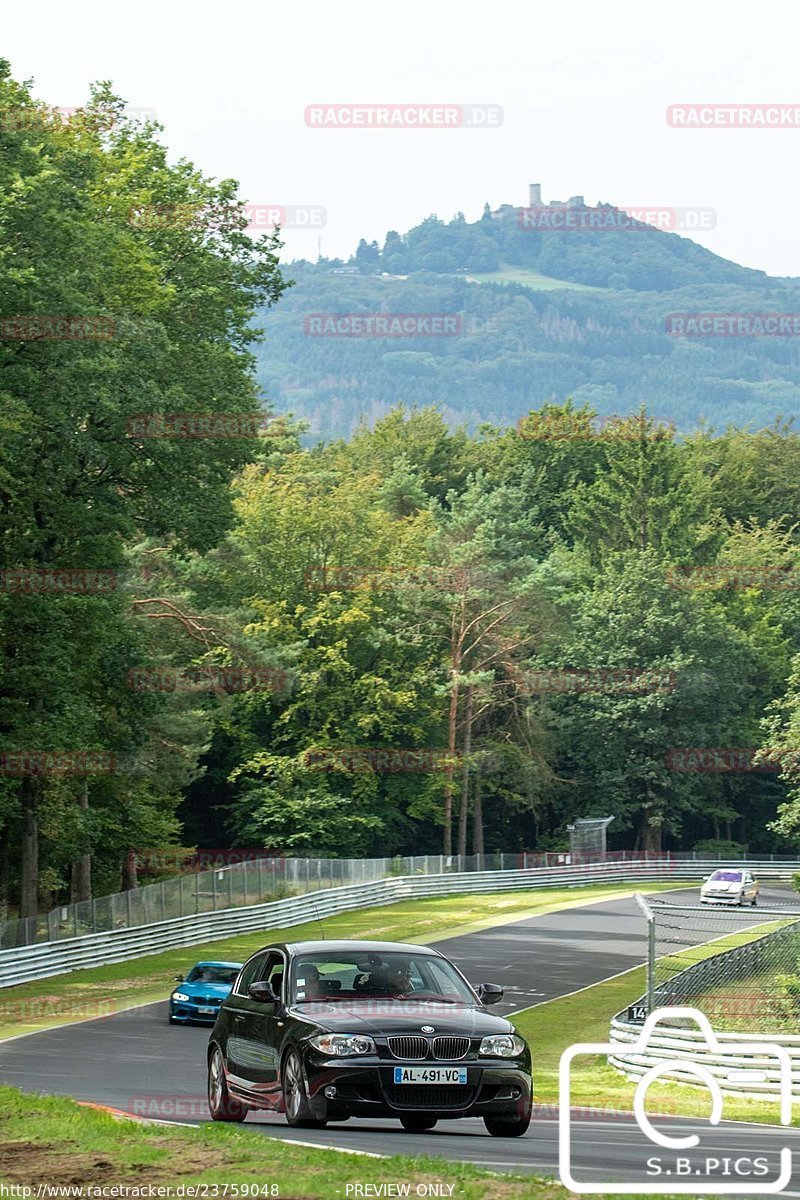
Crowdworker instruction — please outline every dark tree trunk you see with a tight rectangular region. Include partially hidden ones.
[443,668,459,857]
[121,848,139,891]
[19,776,40,920]
[0,824,9,921]
[456,686,474,858]
[472,763,484,855]
[70,782,92,903]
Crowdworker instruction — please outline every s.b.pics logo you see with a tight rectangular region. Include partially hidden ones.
[559,1007,792,1193]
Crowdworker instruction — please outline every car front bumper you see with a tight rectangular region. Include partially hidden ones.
[169,999,223,1023]
[701,892,745,904]
[301,1055,532,1120]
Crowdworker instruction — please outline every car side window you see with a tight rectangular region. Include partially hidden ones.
[259,952,286,999]
[234,953,267,997]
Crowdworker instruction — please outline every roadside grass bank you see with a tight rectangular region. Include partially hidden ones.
[0,1084,682,1198]
[513,933,798,1126]
[0,882,685,1041]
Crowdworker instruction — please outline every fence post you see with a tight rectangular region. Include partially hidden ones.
[635,892,656,1014]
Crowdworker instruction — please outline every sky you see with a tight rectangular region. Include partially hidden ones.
[4,0,800,276]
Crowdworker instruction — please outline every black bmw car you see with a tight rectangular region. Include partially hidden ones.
[207,939,532,1137]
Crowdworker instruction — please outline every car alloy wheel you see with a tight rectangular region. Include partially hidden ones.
[208,1047,247,1122]
[283,1048,327,1129]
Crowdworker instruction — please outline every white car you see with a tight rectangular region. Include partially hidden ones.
[700,868,759,906]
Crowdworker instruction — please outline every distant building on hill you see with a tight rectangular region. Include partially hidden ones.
[490,183,587,219]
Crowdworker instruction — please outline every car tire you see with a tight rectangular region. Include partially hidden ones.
[738,893,745,906]
[399,1115,438,1132]
[752,895,758,906]
[208,1047,247,1122]
[283,1048,327,1129]
[168,1013,179,1025]
[484,1107,531,1138]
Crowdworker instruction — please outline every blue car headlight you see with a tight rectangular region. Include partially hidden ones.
[172,991,190,1002]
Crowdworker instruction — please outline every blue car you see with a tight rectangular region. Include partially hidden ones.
[168,960,242,1024]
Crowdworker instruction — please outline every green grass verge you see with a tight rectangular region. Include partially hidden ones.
[0,1083,685,1197]
[468,267,606,292]
[0,1084,553,1195]
[0,882,683,1041]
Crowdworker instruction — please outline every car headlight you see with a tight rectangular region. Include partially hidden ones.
[172,992,190,1002]
[308,1033,376,1057]
[479,1034,526,1058]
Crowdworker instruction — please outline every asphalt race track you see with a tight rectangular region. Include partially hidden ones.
[3,880,800,1188]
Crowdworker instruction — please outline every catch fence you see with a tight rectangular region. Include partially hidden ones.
[1,848,667,950]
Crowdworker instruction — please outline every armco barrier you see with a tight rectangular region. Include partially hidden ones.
[5,849,798,950]
[608,1012,800,1101]
[0,858,695,989]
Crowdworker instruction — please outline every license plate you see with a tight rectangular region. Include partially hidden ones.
[393,1066,467,1085]
[197,1006,216,1014]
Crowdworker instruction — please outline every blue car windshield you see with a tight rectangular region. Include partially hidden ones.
[186,966,238,984]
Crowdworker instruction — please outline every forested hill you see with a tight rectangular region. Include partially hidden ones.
[253,206,800,440]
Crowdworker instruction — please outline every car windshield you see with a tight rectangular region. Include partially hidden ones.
[290,951,476,1005]
[709,871,743,883]
[186,965,238,985]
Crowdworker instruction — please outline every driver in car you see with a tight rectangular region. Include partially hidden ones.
[297,963,324,999]
[369,962,414,995]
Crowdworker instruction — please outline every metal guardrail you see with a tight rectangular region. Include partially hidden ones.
[1,848,675,949]
[4,848,798,950]
[0,858,698,989]
[608,1013,800,1101]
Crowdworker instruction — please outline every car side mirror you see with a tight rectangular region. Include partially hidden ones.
[174,975,184,983]
[249,981,279,1003]
[477,982,504,1005]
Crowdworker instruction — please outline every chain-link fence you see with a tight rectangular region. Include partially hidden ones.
[637,896,800,1033]
[1,847,662,950]
[568,816,614,858]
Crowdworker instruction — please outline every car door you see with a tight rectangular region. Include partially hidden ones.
[223,951,269,1083]
[235,950,287,1104]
